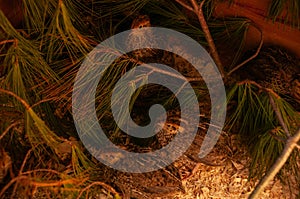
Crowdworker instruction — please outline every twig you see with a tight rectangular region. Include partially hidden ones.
[227,23,263,76]
[19,149,34,174]
[175,0,194,12]
[249,127,300,199]
[237,80,281,98]
[21,169,66,176]
[0,121,23,140]
[190,0,199,9]
[10,148,34,199]
[268,127,287,143]
[97,47,203,83]
[0,88,57,113]
[174,80,188,98]
[268,129,300,150]
[194,0,224,78]
[31,97,57,108]
[240,80,292,137]
[76,181,120,199]
[175,0,225,78]
[268,94,290,137]
[29,178,88,187]
[0,39,16,46]
[7,169,88,197]
[0,175,28,198]
[0,88,31,110]
[125,55,202,82]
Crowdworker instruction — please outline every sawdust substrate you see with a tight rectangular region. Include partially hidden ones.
[4,131,298,199]
[113,131,297,199]
[164,132,292,199]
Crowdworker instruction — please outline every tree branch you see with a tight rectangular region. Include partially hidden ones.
[249,127,300,198]
[0,88,31,110]
[76,181,120,199]
[237,80,281,98]
[194,0,225,78]
[175,0,225,78]
[0,121,23,140]
[175,0,194,12]
[268,94,290,137]
[227,23,263,76]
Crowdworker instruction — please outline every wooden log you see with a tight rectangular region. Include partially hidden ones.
[214,0,300,57]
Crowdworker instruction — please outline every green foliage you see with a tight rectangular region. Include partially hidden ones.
[268,0,300,28]
[71,146,95,175]
[22,0,57,32]
[42,0,93,62]
[145,0,249,67]
[25,109,61,151]
[0,11,58,107]
[0,0,299,197]
[227,82,300,181]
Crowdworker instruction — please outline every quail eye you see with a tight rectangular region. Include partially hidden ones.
[139,25,143,29]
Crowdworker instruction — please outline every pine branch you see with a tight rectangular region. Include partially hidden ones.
[0,121,23,140]
[76,181,120,199]
[249,127,300,198]
[0,88,31,110]
[175,0,193,12]
[268,94,290,137]
[234,81,300,198]
[175,0,225,78]
[227,23,263,76]
[237,80,281,98]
